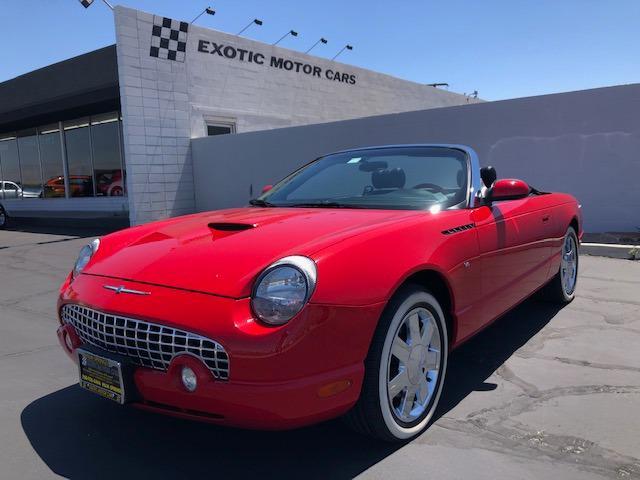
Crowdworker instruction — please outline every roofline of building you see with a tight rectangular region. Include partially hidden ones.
[0,45,120,135]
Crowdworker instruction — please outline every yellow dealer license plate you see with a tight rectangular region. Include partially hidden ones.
[78,349,126,404]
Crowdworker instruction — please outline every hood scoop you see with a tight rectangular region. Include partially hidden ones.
[208,223,257,239]
[208,222,256,231]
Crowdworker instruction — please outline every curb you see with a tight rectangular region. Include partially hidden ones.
[580,243,640,260]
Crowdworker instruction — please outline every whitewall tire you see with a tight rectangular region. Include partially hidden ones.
[542,226,579,304]
[345,286,448,441]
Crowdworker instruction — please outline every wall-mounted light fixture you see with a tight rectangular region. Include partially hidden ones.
[78,0,113,10]
[273,30,298,46]
[331,44,353,61]
[305,37,327,54]
[237,18,263,36]
[191,6,216,24]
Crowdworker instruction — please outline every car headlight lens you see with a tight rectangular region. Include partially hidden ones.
[72,238,100,280]
[251,256,317,326]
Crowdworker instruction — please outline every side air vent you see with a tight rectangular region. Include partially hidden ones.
[208,223,255,231]
[442,223,475,235]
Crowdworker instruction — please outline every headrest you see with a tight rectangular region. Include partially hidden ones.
[372,168,406,189]
[457,169,464,188]
[480,166,497,188]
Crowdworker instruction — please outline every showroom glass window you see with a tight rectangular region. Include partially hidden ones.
[39,124,65,198]
[1,112,124,201]
[91,113,125,197]
[63,118,94,197]
[0,135,22,200]
[16,129,43,199]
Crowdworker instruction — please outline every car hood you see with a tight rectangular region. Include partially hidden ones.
[85,207,425,298]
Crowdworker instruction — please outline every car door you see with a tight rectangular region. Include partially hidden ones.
[3,182,19,199]
[13,182,22,198]
[471,196,552,325]
[517,195,557,284]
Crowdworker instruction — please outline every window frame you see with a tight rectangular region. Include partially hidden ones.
[206,123,236,136]
[0,134,22,201]
[204,115,236,137]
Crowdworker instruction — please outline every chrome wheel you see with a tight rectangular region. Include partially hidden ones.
[561,233,577,295]
[386,307,442,424]
[346,288,447,441]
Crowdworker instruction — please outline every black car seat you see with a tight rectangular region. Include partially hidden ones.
[370,168,406,194]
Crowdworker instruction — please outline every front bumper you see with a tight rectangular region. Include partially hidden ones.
[57,273,384,429]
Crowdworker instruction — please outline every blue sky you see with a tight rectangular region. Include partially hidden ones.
[2,0,638,100]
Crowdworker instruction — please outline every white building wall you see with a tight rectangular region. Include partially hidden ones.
[192,83,640,233]
[113,6,477,225]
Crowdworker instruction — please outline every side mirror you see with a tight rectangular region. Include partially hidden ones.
[261,184,273,194]
[488,179,530,202]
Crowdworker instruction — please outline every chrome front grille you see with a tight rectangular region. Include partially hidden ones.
[62,304,229,380]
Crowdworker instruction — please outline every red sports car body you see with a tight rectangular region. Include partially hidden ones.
[56,145,582,441]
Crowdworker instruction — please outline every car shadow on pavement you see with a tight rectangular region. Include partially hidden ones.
[21,298,563,479]
[2,217,128,238]
[433,299,563,421]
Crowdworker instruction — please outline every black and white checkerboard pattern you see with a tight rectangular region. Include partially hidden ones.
[150,16,188,62]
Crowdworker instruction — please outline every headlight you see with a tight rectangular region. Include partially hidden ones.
[251,256,317,326]
[72,238,100,280]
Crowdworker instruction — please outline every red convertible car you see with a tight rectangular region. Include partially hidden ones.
[56,145,581,441]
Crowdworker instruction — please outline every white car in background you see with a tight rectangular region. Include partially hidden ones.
[1,181,22,199]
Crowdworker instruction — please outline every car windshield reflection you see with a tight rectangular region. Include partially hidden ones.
[258,146,469,210]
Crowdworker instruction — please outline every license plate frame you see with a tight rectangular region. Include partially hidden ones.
[77,349,126,404]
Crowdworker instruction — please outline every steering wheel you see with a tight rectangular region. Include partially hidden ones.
[412,183,444,193]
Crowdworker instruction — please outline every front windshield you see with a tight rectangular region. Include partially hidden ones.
[258,146,469,210]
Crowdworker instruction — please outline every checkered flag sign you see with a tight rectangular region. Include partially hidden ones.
[150,16,188,62]
[79,0,94,7]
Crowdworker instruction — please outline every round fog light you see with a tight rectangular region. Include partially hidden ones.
[181,366,197,392]
[64,333,74,351]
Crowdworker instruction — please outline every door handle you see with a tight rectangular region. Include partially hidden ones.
[542,215,550,223]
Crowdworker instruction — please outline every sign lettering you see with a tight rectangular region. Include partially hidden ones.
[197,40,356,85]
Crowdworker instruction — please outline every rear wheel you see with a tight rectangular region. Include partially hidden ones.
[344,286,448,441]
[110,186,123,197]
[542,226,579,303]
[0,204,8,229]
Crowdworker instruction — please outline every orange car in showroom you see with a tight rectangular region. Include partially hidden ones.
[43,175,93,198]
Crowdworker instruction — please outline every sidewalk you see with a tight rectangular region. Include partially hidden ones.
[582,232,640,260]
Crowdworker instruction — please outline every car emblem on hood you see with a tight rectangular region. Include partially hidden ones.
[103,285,151,296]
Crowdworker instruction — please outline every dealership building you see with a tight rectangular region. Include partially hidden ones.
[0,5,475,225]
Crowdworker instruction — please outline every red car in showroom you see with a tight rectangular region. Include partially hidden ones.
[56,145,581,441]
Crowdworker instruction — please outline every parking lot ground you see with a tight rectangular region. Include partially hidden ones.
[1,226,639,479]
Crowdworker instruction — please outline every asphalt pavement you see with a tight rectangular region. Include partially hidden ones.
[1,223,639,479]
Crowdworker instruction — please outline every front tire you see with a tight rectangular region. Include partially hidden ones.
[345,286,448,441]
[542,226,579,303]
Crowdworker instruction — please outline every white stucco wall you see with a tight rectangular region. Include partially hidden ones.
[191,83,640,233]
[113,6,476,225]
